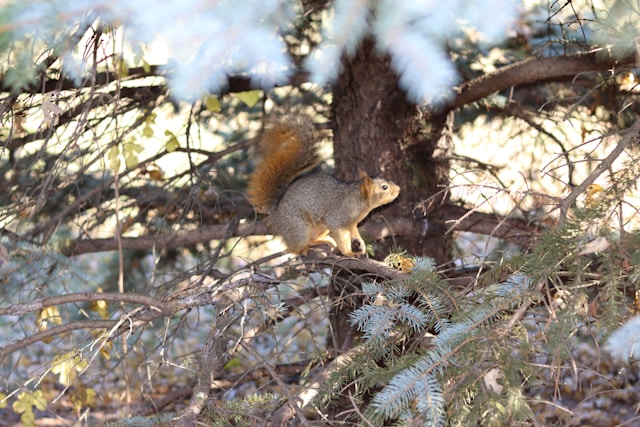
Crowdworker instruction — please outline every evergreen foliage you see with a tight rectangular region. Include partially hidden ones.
[312,257,538,425]
[1,0,519,102]
[312,206,640,426]
[1,0,640,425]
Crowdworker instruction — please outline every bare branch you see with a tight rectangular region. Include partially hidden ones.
[4,85,166,151]
[267,347,357,426]
[1,64,309,97]
[0,320,116,363]
[557,119,640,223]
[0,286,216,363]
[174,317,232,427]
[447,52,636,112]
[432,205,545,248]
[0,292,173,316]
[66,202,543,257]
[66,221,266,255]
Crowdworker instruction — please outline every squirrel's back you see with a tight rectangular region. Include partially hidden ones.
[273,173,365,224]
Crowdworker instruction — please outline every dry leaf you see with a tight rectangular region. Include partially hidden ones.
[484,367,504,395]
[42,92,63,128]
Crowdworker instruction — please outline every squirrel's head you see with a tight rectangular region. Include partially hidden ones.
[358,171,400,206]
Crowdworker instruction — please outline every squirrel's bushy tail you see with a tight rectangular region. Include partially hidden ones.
[247,116,321,213]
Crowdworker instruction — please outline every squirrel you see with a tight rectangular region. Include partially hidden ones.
[247,116,400,257]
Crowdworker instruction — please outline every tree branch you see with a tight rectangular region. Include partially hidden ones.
[4,85,166,151]
[66,221,266,255]
[557,118,640,223]
[174,313,232,427]
[267,347,356,426]
[432,205,545,248]
[0,292,173,316]
[447,52,636,111]
[66,203,542,257]
[2,64,309,97]
[0,320,116,363]
[0,285,219,363]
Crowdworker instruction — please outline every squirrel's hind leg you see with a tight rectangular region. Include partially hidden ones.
[277,217,335,255]
[308,229,338,250]
[331,228,364,257]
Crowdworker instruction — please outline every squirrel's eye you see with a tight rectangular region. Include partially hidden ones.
[382,184,388,190]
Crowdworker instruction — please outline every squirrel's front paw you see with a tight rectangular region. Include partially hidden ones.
[351,238,366,257]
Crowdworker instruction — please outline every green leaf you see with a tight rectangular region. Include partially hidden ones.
[142,125,154,137]
[205,95,221,112]
[123,139,142,168]
[236,90,261,107]
[117,55,129,77]
[51,352,87,386]
[13,390,47,427]
[164,130,179,152]
[107,145,120,171]
[125,154,139,169]
[71,385,97,414]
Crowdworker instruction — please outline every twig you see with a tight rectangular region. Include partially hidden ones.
[348,391,375,427]
[267,349,356,426]
[0,294,186,363]
[0,320,115,363]
[174,316,232,427]
[0,292,173,316]
[557,119,640,224]
[240,341,310,426]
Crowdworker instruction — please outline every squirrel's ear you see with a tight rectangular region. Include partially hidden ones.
[359,175,373,200]
[358,171,369,180]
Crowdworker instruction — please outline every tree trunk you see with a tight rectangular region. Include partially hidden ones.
[332,39,452,265]
[327,41,456,421]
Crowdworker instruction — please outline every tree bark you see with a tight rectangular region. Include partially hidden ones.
[332,39,452,264]
[327,41,456,422]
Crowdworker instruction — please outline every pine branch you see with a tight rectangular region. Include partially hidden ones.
[447,52,637,112]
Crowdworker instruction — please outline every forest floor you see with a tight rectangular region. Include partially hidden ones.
[1,338,638,426]
[529,340,640,427]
